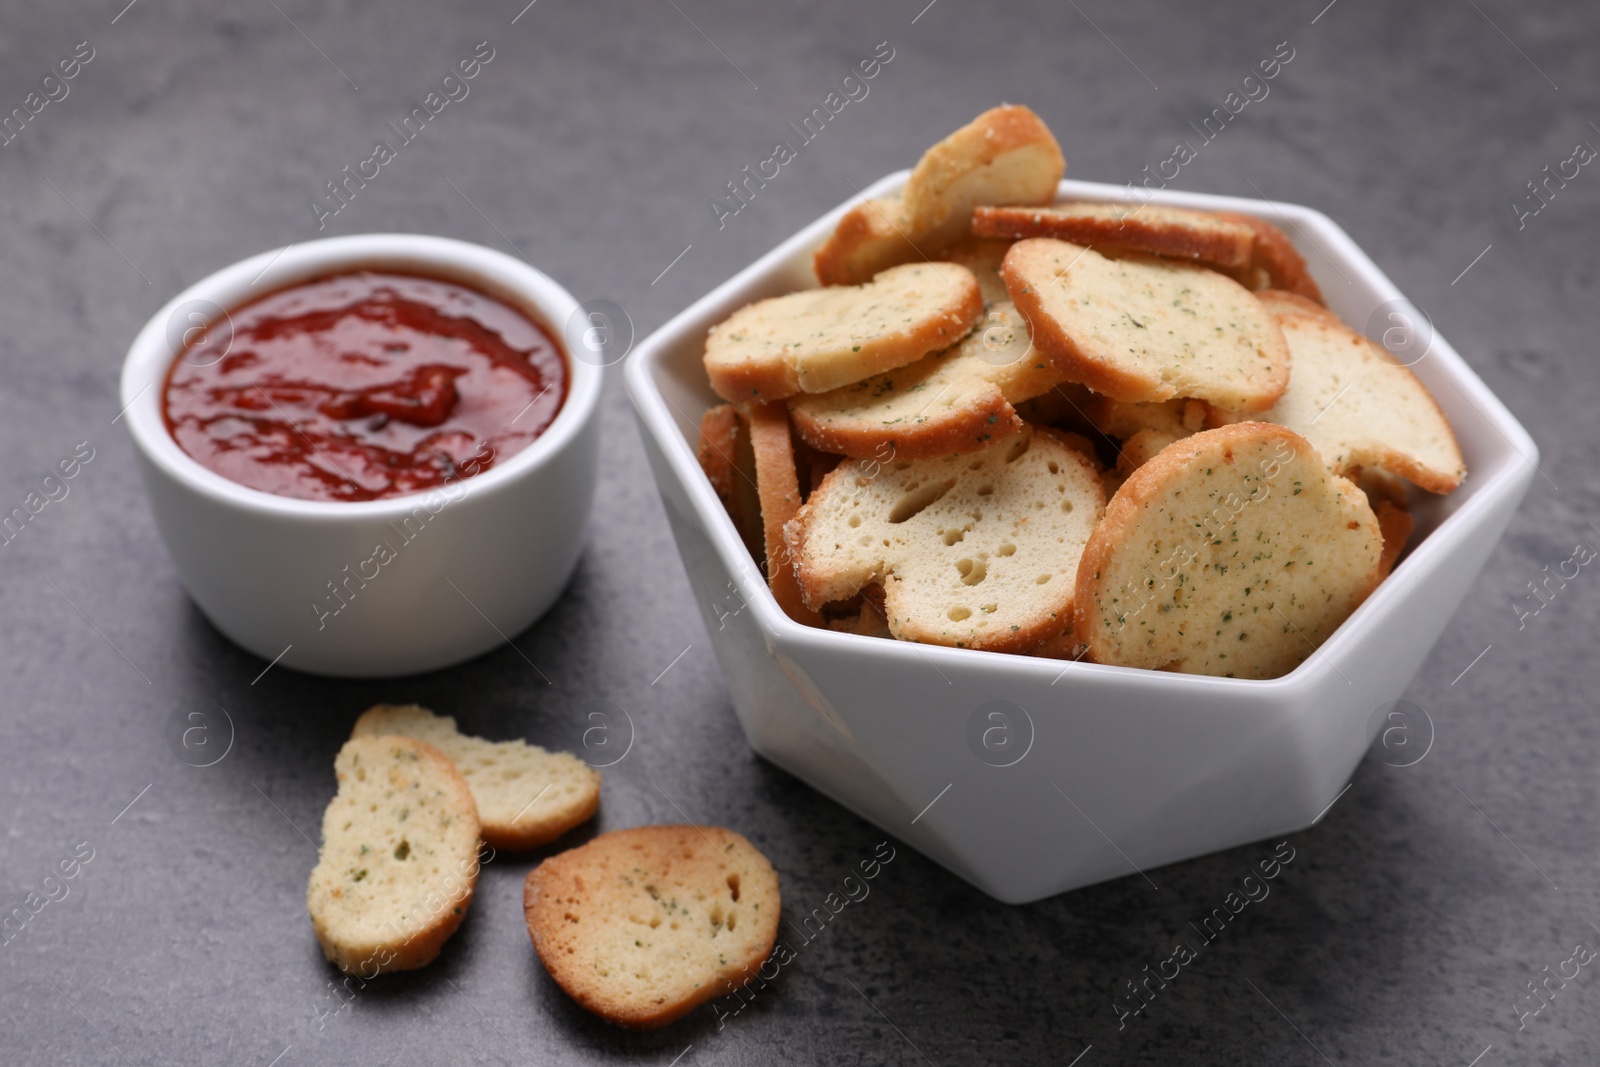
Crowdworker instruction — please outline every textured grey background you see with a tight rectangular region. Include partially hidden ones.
[0,0,1595,1064]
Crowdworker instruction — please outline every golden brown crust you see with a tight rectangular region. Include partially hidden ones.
[959,104,1061,161]
[1375,499,1414,581]
[1241,292,1465,494]
[704,349,797,404]
[1360,448,1461,496]
[1005,249,1150,403]
[696,405,740,511]
[789,384,1019,461]
[901,105,1065,247]
[1215,212,1324,304]
[1024,625,1088,660]
[1252,288,1333,322]
[492,793,599,852]
[349,704,600,852]
[307,736,481,976]
[1002,239,1290,411]
[1074,422,1382,678]
[746,402,822,626]
[813,105,1063,287]
[812,197,919,287]
[973,203,1255,268]
[696,404,763,561]
[704,263,984,402]
[523,826,781,1030]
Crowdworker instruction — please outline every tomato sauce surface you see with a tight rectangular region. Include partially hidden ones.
[164,271,567,503]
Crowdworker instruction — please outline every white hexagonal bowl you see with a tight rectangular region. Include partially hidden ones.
[624,172,1537,904]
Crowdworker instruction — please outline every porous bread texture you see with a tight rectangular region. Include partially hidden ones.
[745,402,822,624]
[1075,422,1382,679]
[523,825,781,1030]
[1209,290,1465,493]
[974,202,1256,268]
[812,105,1062,285]
[787,299,1062,460]
[350,705,598,851]
[1002,238,1290,412]
[704,262,982,402]
[696,404,763,562]
[784,425,1105,652]
[307,735,481,975]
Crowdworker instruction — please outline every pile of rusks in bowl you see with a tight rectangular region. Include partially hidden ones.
[694,105,1463,680]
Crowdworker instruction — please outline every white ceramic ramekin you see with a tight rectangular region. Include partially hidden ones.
[626,172,1539,903]
[121,234,601,678]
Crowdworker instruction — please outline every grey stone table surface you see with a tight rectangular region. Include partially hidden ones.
[0,0,1596,1063]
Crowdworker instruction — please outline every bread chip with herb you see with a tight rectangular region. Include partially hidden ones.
[524,825,781,1030]
[307,735,481,975]
[1075,422,1382,679]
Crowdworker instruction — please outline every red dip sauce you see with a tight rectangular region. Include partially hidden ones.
[164,271,567,503]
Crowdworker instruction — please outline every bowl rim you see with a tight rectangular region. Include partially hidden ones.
[625,171,1539,694]
[119,232,604,519]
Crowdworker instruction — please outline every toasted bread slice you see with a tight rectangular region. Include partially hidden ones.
[307,735,481,975]
[1003,238,1290,411]
[812,106,1063,286]
[350,705,599,851]
[787,300,1062,460]
[903,105,1065,250]
[973,204,1323,302]
[784,425,1105,652]
[746,402,822,625]
[1076,423,1382,679]
[524,825,781,1030]
[1215,213,1323,303]
[812,196,920,287]
[973,202,1256,268]
[1374,499,1414,581]
[806,240,1043,460]
[1209,292,1465,493]
[704,263,982,402]
[697,405,763,561]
